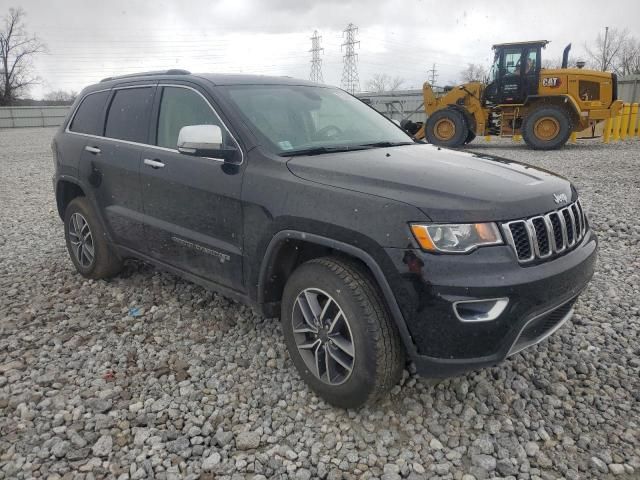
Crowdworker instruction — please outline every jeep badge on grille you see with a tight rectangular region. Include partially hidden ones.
[553,193,568,204]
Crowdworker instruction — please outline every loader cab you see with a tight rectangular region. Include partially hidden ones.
[484,40,547,105]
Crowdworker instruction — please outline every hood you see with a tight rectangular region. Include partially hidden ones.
[286,144,575,222]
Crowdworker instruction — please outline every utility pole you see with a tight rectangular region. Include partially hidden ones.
[341,23,360,94]
[602,26,609,71]
[309,30,324,83]
[428,63,438,86]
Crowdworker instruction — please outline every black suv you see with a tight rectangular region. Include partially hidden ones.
[52,70,597,408]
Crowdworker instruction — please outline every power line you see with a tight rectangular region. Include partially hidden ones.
[341,23,360,94]
[428,63,438,85]
[309,30,324,83]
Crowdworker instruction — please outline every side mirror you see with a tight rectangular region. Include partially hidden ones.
[177,124,240,163]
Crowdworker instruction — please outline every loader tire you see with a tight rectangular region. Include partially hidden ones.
[424,109,468,148]
[522,105,572,150]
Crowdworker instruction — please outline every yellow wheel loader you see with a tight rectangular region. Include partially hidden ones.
[404,41,623,150]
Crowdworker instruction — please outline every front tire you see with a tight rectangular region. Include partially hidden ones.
[522,105,572,150]
[64,197,122,279]
[424,108,469,148]
[281,257,404,408]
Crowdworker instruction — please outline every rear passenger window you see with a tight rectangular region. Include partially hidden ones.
[105,87,155,143]
[69,91,109,135]
[156,86,226,149]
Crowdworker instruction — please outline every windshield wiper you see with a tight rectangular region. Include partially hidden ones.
[280,145,373,157]
[358,141,415,148]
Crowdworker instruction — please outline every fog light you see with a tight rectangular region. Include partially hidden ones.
[453,298,509,322]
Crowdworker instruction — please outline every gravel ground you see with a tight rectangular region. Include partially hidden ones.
[0,127,639,480]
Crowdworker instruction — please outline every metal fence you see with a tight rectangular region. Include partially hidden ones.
[618,75,640,104]
[357,90,425,123]
[0,106,70,128]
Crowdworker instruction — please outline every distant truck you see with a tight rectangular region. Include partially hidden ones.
[404,40,623,150]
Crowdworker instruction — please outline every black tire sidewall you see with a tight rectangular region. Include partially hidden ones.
[281,262,381,408]
[63,197,117,279]
[522,106,572,150]
[425,108,469,147]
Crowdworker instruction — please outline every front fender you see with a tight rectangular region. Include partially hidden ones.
[257,230,419,358]
[525,94,581,123]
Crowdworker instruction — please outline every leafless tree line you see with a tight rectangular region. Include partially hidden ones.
[0,7,46,106]
[365,73,405,92]
[584,28,640,75]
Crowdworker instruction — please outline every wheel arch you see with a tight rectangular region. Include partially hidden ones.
[55,177,86,220]
[524,95,580,126]
[257,230,417,357]
[446,104,477,133]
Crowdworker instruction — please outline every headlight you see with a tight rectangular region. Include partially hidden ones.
[410,223,503,253]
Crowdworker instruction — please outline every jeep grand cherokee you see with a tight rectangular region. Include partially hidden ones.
[51,70,597,408]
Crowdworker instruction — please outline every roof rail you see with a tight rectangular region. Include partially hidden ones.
[100,69,191,83]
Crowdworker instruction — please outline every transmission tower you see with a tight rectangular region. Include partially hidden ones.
[428,63,438,86]
[341,23,360,94]
[309,30,324,83]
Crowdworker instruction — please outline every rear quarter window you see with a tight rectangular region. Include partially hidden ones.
[69,91,110,135]
[105,87,155,143]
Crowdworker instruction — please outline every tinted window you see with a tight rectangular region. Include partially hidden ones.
[105,87,155,143]
[69,91,109,135]
[156,87,225,149]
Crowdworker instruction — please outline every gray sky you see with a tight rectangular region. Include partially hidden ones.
[12,0,640,98]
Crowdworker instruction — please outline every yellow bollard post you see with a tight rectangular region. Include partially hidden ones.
[570,132,577,144]
[612,110,622,142]
[630,103,639,139]
[620,103,630,140]
[603,118,612,143]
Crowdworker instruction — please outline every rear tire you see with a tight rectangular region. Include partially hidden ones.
[64,197,122,279]
[281,257,404,408]
[424,108,469,148]
[522,105,572,150]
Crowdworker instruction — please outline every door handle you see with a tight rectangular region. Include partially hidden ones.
[84,146,101,154]
[144,158,165,169]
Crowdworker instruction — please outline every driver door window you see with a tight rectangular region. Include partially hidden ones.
[156,86,228,149]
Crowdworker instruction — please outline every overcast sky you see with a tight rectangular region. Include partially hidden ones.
[10,0,640,98]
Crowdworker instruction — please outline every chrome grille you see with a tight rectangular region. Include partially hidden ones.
[502,200,588,264]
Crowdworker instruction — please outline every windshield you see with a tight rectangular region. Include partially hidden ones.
[221,84,413,154]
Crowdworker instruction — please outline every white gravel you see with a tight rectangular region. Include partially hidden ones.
[0,127,639,480]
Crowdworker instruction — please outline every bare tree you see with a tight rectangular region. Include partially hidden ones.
[0,8,46,105]
[542,57,563,69]
[584,27,628,72]
[617,37,640,75]
[366,73,405,92]
[44,89,77,103]
[460,63,487,83]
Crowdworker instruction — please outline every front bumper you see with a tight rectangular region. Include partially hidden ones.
[384,229,597,377]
